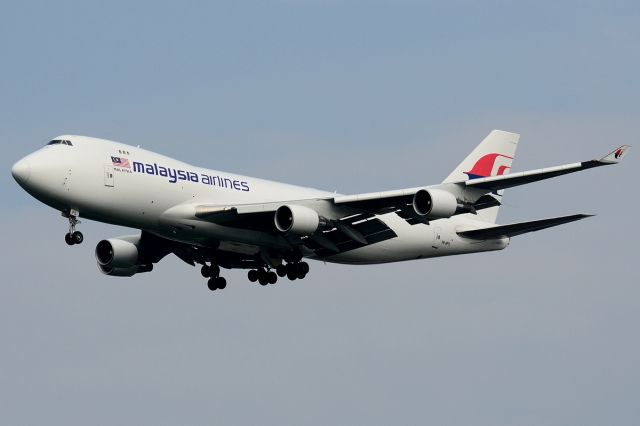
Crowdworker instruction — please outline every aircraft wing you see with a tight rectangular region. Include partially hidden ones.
[463,145,630,192]
[168,200,400,256]
[175,145,627,255]
[457,214,592,239]
[332,188,430,224]
[330,145,630,216]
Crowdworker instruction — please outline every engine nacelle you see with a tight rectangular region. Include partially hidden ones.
[97,263,154,277]
[274,205,321,235]
[95,237,153,277]
[412,189,458,219]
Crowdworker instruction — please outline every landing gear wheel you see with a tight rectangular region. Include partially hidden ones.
[276,264,287,277]
[65,210,82,246]
[201,264,220,278]
[286,263,297,281]
[207,277,218,291]
[268,272,278,285]
[208,276,227,291]
[296,268,306,280]
[216,277,227,289]
[71,231,83,244]
[258,269,269,286]
[201,265,211,278]
[248,269,259,282]
[299,262,310,274]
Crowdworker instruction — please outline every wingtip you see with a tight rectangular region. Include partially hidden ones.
[599,145,631,163]
[567,213,595,221]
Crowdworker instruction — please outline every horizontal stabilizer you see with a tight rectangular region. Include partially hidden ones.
[458,214,593,239]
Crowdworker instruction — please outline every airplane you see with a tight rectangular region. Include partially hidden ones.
[11,130,629,291]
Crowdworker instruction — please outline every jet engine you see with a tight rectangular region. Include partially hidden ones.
[95,236,153,277]
[274,205,323,235]
[412,189,458,219]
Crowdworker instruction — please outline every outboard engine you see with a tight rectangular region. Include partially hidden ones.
[412,189,459,219]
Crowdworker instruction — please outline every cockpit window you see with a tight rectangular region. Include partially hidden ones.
[46,139,73,146]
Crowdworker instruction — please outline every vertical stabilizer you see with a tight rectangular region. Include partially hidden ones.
[443,130,520,223]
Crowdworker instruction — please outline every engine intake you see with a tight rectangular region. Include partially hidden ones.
[412,189,458,219]
[274,205,321,235]
[95,237,152,277]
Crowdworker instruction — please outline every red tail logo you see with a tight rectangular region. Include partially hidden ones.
[465,153,513,180]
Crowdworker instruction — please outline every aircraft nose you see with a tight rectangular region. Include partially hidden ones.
[11,158,31,185]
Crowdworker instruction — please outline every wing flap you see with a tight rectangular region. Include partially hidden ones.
[457,214,593,239]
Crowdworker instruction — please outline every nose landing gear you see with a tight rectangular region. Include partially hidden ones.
[64,210,83,246]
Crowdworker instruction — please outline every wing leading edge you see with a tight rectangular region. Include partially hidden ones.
[463,145,630,192]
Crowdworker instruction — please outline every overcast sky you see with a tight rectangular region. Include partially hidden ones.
[1,1,638,425]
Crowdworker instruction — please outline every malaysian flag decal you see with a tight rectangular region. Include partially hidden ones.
[111,156,130,168]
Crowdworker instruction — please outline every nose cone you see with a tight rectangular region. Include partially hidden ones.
[11,158,31,185]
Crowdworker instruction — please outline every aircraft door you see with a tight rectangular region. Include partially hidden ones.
[104,165,114,187]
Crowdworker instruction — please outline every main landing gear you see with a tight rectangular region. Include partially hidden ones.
[247,268,278,286]
[199,258,310,292]
[64,210,83,246]
[247,261,310,286]
[201,263,226,291]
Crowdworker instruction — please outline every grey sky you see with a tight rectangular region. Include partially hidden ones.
[1,1,638,425]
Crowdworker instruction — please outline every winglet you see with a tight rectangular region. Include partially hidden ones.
[599,145,631,164]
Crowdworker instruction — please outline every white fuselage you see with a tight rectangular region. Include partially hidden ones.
[12,135,508,264]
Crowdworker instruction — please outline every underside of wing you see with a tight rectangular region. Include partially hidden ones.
[457,214,593,239]
[299,213,397,257]
[174,200,399,259]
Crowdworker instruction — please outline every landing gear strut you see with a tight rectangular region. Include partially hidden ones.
[64,210,83,246]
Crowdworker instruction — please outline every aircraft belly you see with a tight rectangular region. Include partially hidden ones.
[322,214,510,265]
[323,214,437,264]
